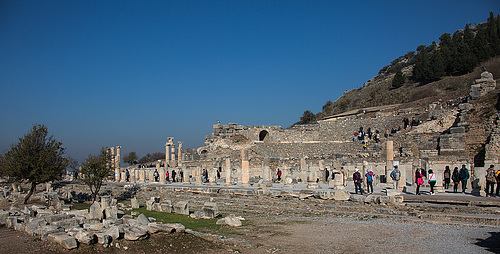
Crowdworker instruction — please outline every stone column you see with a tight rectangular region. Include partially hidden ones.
[300,158,308,183]
[177,142,183,165]
[263,157,271,182]
[225,158,232,186]
[195,166,202,185]
[171,142,176,163]
[241,149,250,187]
[386,141,394,184]
[115,146,121,169]
[165,137,174,165]
[182,167,190,185]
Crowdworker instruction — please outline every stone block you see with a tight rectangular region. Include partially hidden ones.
[136,213,150,225]
[159,202,172,213]
[173,201,189,215]
[75,230,96,245]
[131,197,139,209]
[200,202,220,219]
[147,223,175,233]
[450,127,465,134]
[349,194,366,203]
[104,206,118,220]
[39,225,64,240]
[332,190,350,201]
[163,223,185,233]
[146,200,155,211]
[89,201,102,220]
[51,218,80,229]
[47,232,78,250]
[364,195,381,204]
[216,214,243,227]
[386,189,401,197]
[123,226,149,241]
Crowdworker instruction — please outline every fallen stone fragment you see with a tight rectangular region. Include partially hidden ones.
[136,213,150,225]
[123,226,149,241]
[75,230,96,245]
[173,201,189,215]
[216,214,243,227]
[47,232,78,250]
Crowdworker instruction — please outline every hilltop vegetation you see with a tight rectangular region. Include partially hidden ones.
[296,12,500,125]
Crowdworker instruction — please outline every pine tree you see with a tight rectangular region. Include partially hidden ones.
[391,64,406,89]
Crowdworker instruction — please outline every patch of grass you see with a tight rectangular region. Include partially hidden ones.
[131,207,223,233]
[71,202,91,210]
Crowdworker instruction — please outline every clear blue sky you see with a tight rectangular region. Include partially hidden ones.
[1,0,499,162]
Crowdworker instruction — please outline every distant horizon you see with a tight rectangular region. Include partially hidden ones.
[1,1,499,162]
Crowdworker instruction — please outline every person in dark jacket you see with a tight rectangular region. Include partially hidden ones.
[353,168,364,195]
[458,165,470,193]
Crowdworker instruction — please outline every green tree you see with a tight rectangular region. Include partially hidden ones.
[300,110,316,124]
[391,64,406,89]
[80,147,114,201]
[123,152,138,165]
[2,124,68,203]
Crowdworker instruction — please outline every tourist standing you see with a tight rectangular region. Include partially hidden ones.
[172,170,177,182]
[496,169,500,197]
[458,165,469,193]
[365,169,374,193]
[443,166,451,189]
[485,165,496,197]
[415,168,424,195]
[126,169,130,182]
[428,169,436,195]
[390,166,401,191]
[153,169,159,182]
[353,168,364,195]
[277,168,282,182]
[452,167,460,193]
[325,168,330,182]
[180,169,184,182]
[165,171,170,182]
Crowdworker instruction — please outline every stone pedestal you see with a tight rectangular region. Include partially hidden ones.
[182,168,190,185]
[120,172,126,183]
[209,168,217,185]
[159,168,165,183]
[333,173,344,190]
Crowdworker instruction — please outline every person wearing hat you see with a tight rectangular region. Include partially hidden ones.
[353,168,364,194]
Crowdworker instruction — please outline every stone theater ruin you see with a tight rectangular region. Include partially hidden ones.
[114,70,500,197]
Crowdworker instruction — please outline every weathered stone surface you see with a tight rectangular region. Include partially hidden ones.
[44,214,74,223]
[106,225,121,240]
[123,226,148,241]
[332,190,350,201]
[89,201,102,220]
[51,218,80,228]
[364,195,381,204]
[39,225,64,240]
[75,230,96,245]
[163,223,185,233]
[216,214,243,227]
[173,201,189,215]
[199,202,219,219]
[146,199,155,211]
[105,206,118,220]
[349,194,366,203]
[47,232,78,250]
[147,223,175,233]
[131,197,139,209]
[136,214,150,225]
[386,189,401,197]
[25,218,48,236]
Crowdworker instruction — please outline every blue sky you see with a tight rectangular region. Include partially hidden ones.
[1,0,499,162]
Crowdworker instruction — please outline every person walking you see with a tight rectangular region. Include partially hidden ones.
[428,169,437,195]
[390,166,401,191]
[443,166,451,189]
[325,168,330,182]
[452,167,460,193]
[496,168,500,197]
[277,168,282,182]
[415,168,424,195]
[485,165,496,197]
[365,169,374,193]
[458,165,469,193]
[353,168,364,194]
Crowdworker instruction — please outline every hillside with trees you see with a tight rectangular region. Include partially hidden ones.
[295,12,500,125]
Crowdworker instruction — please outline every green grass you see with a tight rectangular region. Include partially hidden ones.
[71,202,91,211]
[129,206,223,233]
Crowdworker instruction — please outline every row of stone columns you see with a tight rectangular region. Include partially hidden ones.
[165,137,183,166]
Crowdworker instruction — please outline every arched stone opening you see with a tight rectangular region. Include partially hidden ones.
[259,130,269,142]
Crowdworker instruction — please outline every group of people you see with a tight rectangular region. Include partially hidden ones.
[351,164,483,196]
[152,169,183,183]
